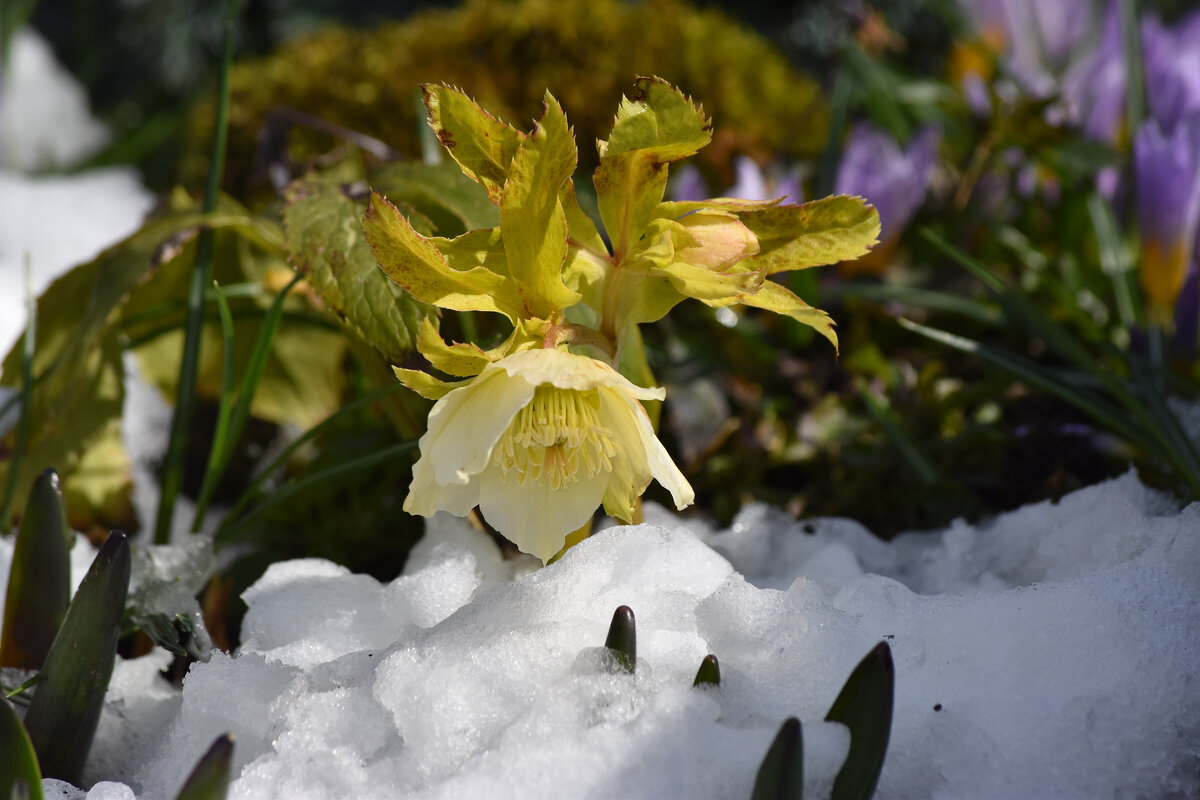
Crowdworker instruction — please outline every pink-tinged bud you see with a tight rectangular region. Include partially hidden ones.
[673,214,760,270]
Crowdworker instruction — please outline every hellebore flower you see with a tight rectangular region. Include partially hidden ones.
[404,348,694,562]
[835,124,938,274]
[1134,118,1200,325]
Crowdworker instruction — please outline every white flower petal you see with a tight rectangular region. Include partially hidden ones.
[609,387,695,510]
[499,348,666,401]
[421,365,536,486]
[404,452,479,518]
[596,386,653,521]
[477,464,607,563]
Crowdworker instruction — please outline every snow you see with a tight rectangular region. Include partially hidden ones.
[2,23,1200,800]
[0,28,155,358]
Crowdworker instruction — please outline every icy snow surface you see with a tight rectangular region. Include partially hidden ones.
[0,476,1195,798]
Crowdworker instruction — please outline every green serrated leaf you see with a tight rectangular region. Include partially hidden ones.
[825,642,894,800]
[284,179,426,365]
[371,161,500,235]
[500,91,581,318]
[173,732,235,800]
[0,470,71,670]
[422,83,524,204]
[598,76,711,161]
[364,190,523,319]
[0,696,43,800]
[751,717,803,800]
[737,196,880,275]
[24,531,131,784]
[594,78,711,262]
[603,605,636,673]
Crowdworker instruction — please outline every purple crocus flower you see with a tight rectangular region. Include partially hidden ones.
[669,164,708,203]
[1144,12,1200,135]
[835,124,938,273]
[1134,117,1200,324]
[1061,1,1126,144]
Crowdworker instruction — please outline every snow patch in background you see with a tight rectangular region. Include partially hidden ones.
[0,28,155,357]
[0,29,109,171]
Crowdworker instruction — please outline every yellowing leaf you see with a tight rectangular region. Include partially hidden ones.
[736,278,838,352]
[598,76,711,161]
[422,84,525,205]
[595,151,669,262]
[364,190,522,318]
[499,91,581,319]
[432,227,510,277]
[392,366,470,400]
[370,160,500,235]
[415,317,492,377]
[738,195,880,275]
[284,179,426,364]
[561,179,608,257]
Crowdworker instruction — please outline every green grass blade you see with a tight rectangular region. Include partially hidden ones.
[897,318,1155,451]
[220,380,410,526]
[1085,192,1139,330]
[857,387,942,487]
[23,531,131,784]
[0,696,43,800]
[154,0,240,544]
[215,440,417,545]
[191,282,237,531]
[174,733,235,800]
[0,470,71,669]
[192,273,301,532]
[829,282,1003,325]
[826,642,894,800]
[0,260,36,531]
[750,717,804,800]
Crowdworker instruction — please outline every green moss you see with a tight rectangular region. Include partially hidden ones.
[184,0,827,195]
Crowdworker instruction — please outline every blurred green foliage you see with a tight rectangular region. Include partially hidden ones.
[180,0,828,197]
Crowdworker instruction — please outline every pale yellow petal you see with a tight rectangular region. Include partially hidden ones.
[498,347,666,401]
[404,452,480,518]
[421,365,535,486]
[477,463,607,563]
[608,387,694,510]
[596,387,653,523]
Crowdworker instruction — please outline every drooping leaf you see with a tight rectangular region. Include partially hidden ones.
[737,196,880,275]
[735,279,838,353]
[0,696,43,800]
[414,317,493,377]
[370,160,500,235]
[363,190,523,319]
[23,531,132,784]
[751,717,804,800]
[0,469,71,670]
[422,83,525,204]
[603,605,636,673]
[284,179,427,365]
[825,642,894,800]
[173,732,235,800]
[499,91,581,318]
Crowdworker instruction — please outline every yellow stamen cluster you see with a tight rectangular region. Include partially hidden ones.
[493,386,617,489]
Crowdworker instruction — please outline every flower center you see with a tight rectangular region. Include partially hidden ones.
[493,386,617,489]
